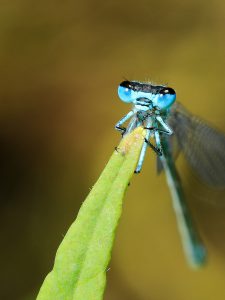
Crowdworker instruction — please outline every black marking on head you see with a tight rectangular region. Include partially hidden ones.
[160,87,176,95]
[119,81,176,95]
[120,81,144,92]
[120,81,133,89]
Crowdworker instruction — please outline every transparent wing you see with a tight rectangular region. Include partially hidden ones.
[167,102,225,188]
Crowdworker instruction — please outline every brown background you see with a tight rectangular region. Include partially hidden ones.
[1,0,225,299]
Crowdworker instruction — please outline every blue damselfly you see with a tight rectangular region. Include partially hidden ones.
[115,80,225,267]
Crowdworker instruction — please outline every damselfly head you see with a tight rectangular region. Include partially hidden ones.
[118,80,176,110]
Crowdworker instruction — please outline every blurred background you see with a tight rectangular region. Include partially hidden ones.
[1,0,225,299]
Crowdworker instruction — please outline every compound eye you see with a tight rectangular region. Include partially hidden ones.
[161,87,176,95]
[118,85,134,103]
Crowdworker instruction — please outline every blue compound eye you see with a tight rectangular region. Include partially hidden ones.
[157,87,176,109]
[118,86,133,103]
[118,81,135,103]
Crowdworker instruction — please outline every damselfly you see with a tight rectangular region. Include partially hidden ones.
[115,80,225,268]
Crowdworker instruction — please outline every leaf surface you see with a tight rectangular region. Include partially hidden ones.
[37,127,145,300]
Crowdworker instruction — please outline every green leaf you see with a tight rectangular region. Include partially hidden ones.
[36,127,145,300]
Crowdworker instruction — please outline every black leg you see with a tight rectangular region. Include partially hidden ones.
[144,138,162,156]
[115,125,126,136]
[144,127,170,134]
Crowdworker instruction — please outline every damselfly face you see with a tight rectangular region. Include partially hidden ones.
[118,80,176,110]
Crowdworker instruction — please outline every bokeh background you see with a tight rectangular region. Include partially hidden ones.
[1,0,225,299]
